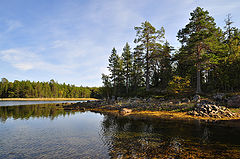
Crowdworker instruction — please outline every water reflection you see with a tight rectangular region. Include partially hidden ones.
[100,114,240,158]
[0,104,74,123]
[0,105,240,158]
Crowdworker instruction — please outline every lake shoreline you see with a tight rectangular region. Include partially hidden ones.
[0,98,98,101]
[62,100,240,122]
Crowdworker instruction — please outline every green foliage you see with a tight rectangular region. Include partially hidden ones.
[167,76,191,95]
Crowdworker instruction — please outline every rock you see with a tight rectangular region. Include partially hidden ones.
[213,93,225,101]
[119,108,132,115]
[193,111,198,116]
[117,97,123,101]
[158,98,165,102]
[182,98,190,103]
[174,101,181,104]
[200,100,215,105]
[147,98,153,102]
[79,107,86,111]
[192,95,200,102]
[227,95,240,107]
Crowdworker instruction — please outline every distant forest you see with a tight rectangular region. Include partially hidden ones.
[101,7,240,98]
[0,78,101,98]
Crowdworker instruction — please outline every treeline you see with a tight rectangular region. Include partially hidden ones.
[102,7,240,98]
[0,78,101,98]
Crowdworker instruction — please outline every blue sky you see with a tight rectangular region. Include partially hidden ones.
[0,0,240,86]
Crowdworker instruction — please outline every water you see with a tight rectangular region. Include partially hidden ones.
[0,104,240,158]
[0,100,83,106]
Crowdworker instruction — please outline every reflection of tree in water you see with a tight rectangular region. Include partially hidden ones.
[0,104,75,123]
[100,114,240,158]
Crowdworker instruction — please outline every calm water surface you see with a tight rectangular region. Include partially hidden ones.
[0,100,83,106]
[0,104,240,158]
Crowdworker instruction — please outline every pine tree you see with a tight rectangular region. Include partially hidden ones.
[157,41,173,89]
[122,42,132,94]
[101,74,112,99]
[107,48,119,96]
[222,15,240,91]
[134,21,165,91]
[177,7,219,94]
[131,46,144,91]
[115,57,125,96]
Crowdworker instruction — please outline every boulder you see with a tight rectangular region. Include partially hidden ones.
[119,108,132,115]
[213,93,225,101]
[174,101,181,104]
[227,95,240,107]
[182,98,190,103]
[200,100,215,105]
[192,95,200,102]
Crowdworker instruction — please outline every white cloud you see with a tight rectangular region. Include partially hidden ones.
[0,48,73,73]
[5,20,23,32]
[0,49,36,70]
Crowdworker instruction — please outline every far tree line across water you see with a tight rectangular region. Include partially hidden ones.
[101,7,240,98]
[0,78,101,98]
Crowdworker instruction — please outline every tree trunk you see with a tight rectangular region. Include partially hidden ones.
[126,78,129,94]
[146,36,150,91]
[146,56,150,91]
[196,63,201,94]
[126,67,129,94]
[196,45,202,94]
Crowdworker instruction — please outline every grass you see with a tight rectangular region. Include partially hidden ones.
[0,98,98,101]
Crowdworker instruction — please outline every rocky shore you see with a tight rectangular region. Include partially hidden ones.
[187,104,238,118]
[60,95,240,121]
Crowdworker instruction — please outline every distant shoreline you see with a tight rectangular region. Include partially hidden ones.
[0,98,98,101]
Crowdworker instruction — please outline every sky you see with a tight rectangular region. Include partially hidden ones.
[0,0,240,87]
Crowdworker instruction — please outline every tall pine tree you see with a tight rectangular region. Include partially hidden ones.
[134,21,165,91]
[122,42,132,94]
[177,7,219,94]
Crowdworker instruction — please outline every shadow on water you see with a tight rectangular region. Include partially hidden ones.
[100,113,240,158]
